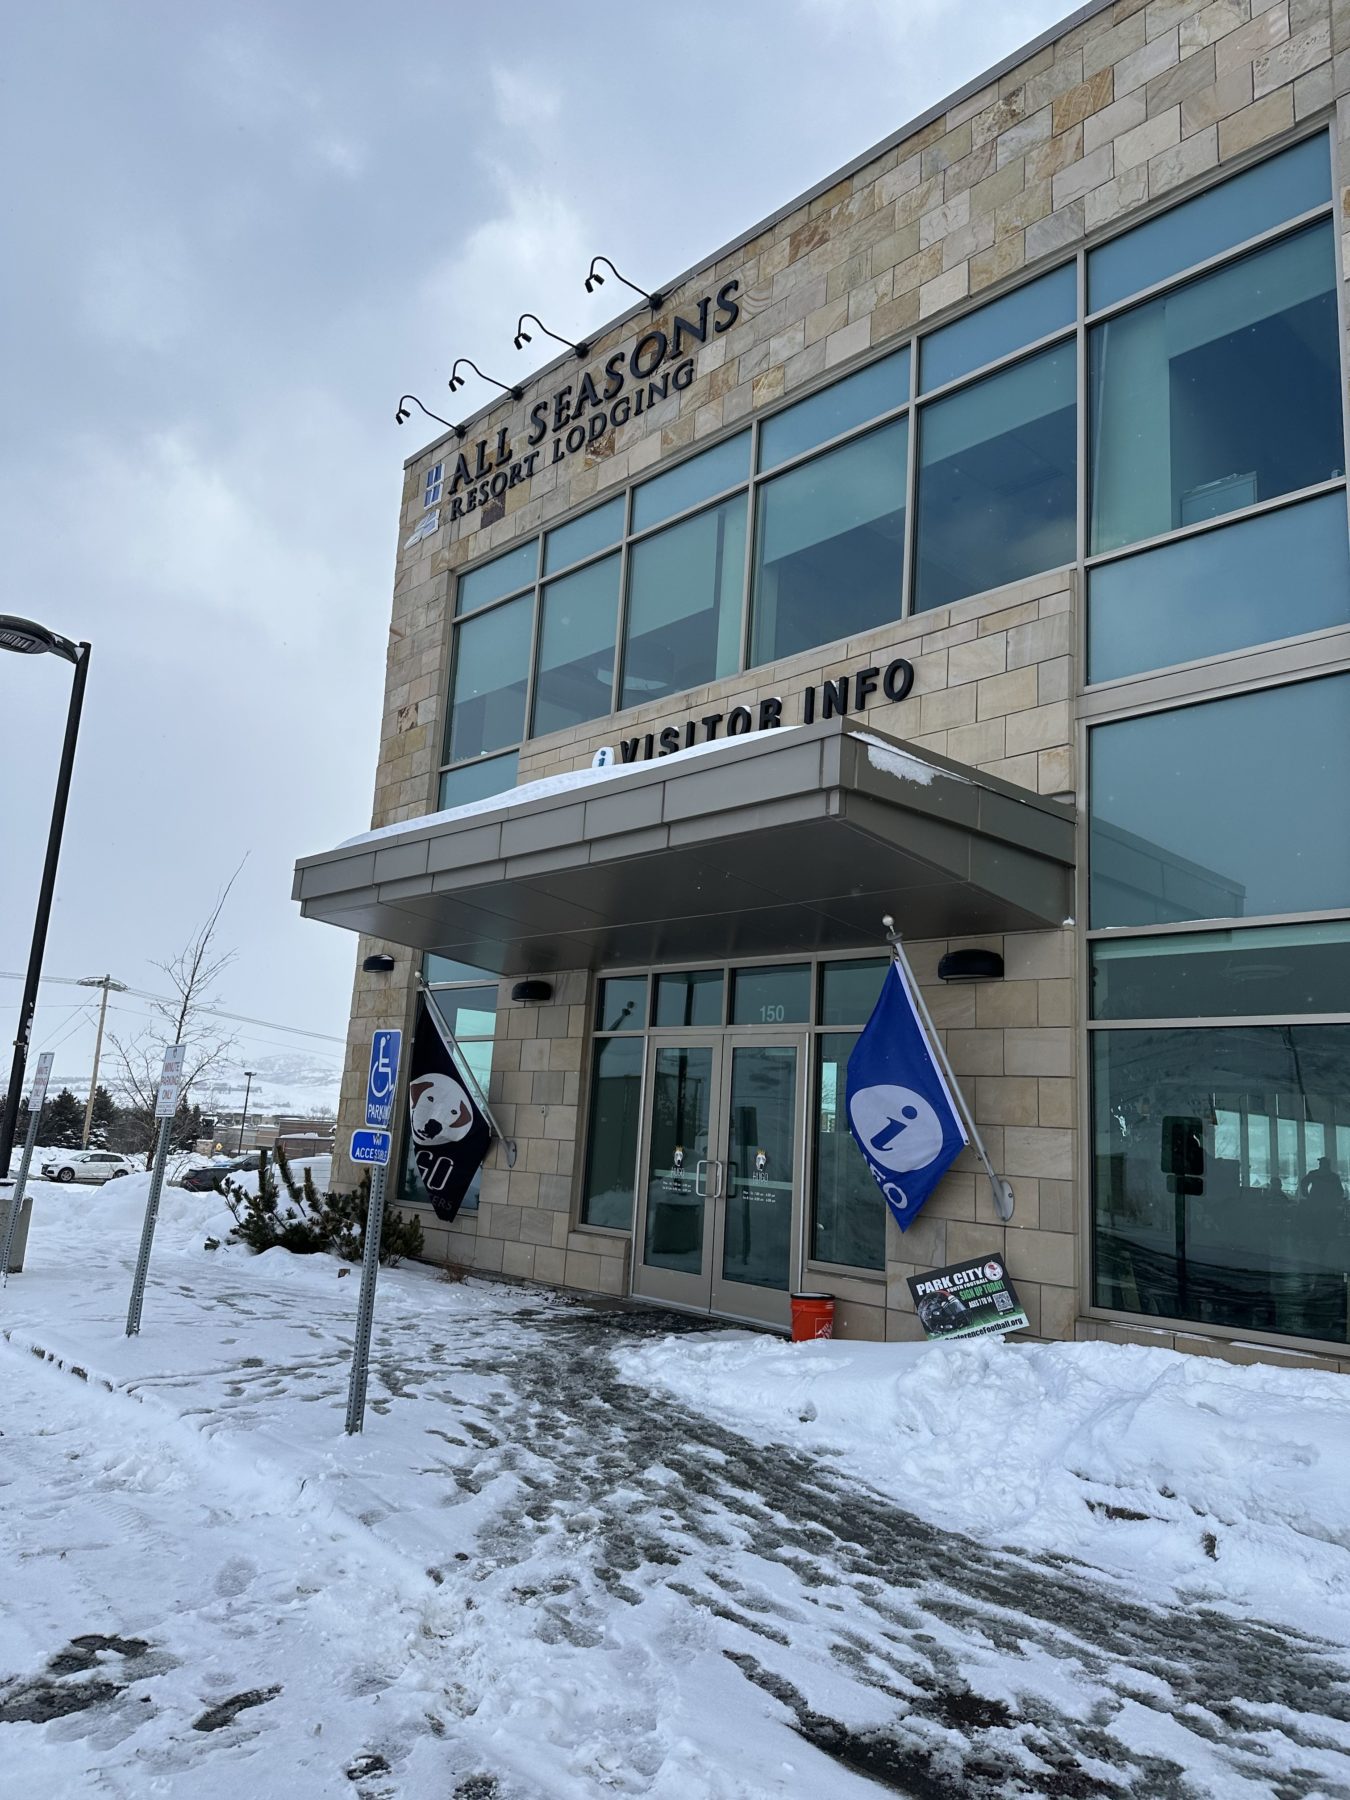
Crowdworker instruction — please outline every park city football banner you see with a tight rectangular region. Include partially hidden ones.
[407,999,492,1223]
[907,1255,1030,1341]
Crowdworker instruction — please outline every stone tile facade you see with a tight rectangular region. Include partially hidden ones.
[325,0,1350,1367]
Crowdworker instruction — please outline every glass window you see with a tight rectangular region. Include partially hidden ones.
[580,1036,644,1229]
[445,596,532,764]
[820,958,889,1026]
[424,463,443,507]
[750,420,907,665]
[437,750,519,810]
[654,970,723,1028]
[621,495,746,707]
[730,963,810,1026]
[632,433,749,533]
[456,540,537,615]
[430,985,497,1039]
[531,554,620,738]
[544,496,624,574]
[1089,224,1341,556]
[1088,494,1350,684]
[1091,922,1350,1020]
[596,976,648,1032]
[1089,676,1350,928]
[1092,1024,1350,1344]
[758,351,909,471]
[425,955,493,985]
[1089,134,1331,311]
[813,1032,886,1269]
[915,341,1076,611]
[921,265,1075,393]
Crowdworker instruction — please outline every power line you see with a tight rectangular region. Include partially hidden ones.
[0,972,346,1044]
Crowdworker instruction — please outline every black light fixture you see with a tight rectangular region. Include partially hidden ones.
[449,358,524,401]
[513,313,589,360]
[395,394,463,438]
[511,979,553,1003]
[937,949,1005,983]
[585,256,664,311]
[362,953,397,974]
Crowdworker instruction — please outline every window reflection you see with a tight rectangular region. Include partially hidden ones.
[446,595,532,763]
[813,1033,885,1269]
[581,1037,644,1230]
[532,555,620,737]
[622,497,746,706]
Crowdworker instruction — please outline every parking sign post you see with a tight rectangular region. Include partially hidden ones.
[2,1051,54,1281]
[125,1044,186,1337]
[345,1031,401,1436]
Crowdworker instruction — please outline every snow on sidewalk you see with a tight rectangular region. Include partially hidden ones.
[2,1173,1349,1798]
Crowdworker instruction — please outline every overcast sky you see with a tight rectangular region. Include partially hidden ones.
[1,0,1067,1109]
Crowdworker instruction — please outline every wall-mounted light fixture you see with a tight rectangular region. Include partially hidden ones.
[937,949,1005,983]
[513,313,589,360]
[362,953,397,974]
[510,979,553,1003]
[585,256,664,312]
[449,358,524,402]
[395,394,463,438]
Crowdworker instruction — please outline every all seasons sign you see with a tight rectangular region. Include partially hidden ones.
[446,280,743,522]
[593,657,916,765]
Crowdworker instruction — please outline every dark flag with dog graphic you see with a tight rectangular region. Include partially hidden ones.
[408,998,492,1222]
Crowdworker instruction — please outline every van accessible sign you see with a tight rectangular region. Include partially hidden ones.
[591,656,915,767]
[908,1254,1029,1341]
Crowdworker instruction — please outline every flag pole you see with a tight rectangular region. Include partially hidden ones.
[416,976,518,1169]
[882,916,1014,1223]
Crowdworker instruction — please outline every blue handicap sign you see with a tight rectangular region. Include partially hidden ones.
[365,1030,402,1129]
[350,1129,392,1166]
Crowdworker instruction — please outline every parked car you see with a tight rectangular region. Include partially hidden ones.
[179,1154,260,1192]
[40,1150,136,1185]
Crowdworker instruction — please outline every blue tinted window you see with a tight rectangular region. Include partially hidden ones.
[1089,676,1350,928]
[1090,224,1341,555]
[437,749,519,810]
[915,341,1076,611]
[1089,134,1331,310]
[456,540,537,615]
[1090,922,1350,1020]
[921,265,1075,392]
[543,495,624,573]
[632,433,750,532]
[532,555,620,737]
[446,595,532,762]
[622,495,746,706]
[758,351,909,470]
[1089,494,1350,683]
[425,954,494,984]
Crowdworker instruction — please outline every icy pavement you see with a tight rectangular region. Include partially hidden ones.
[1,1177,1349,1798]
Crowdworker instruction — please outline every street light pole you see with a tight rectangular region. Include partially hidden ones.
[236,1071,255,1154]
[77,974,126,1146]
[0,619,90,1180]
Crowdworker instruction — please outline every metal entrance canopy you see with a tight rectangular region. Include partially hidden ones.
[293,718,1075,974]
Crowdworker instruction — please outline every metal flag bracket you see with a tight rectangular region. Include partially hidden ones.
[416,976,517,1168]
[881,915,1015,1223]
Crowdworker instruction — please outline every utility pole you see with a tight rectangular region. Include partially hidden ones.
[236,1071,255,1154]
[77,974,126,1146]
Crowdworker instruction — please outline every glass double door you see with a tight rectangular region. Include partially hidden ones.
[633,1032,806,1328]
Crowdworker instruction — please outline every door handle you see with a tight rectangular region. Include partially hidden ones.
[695,1158,709,1197]
[710,1159,725,1199]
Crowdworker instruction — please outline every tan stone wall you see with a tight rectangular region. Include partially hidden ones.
[327,0,1350,1357]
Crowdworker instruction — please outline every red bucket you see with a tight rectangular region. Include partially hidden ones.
[790,1292,835,1341]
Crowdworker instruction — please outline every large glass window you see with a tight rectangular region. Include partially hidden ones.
[758,350,908,471]
[445,595,532,765]
[580,1036,644,1229]
[1091,923,1350,1022]
[1089,224,1341,555]
[1089,676,1350,929]
[456,539,537,616]
[632,433,749,532]
[1092,1024,1350,1345]
[1088,494,1350,684]
[730,963,811,1026]
[751,420,907,664]
[921,264,1075,393]
[532,554,621,737]
[544,495,623,574]
[1088,133,1331,312]
[813,1031,885,1270]
[438,750,518,811]
[654,970,724,1028]
[621,495,746,706]
[915,341,1076,611]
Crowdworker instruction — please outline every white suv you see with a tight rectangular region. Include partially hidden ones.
[40,1150,136,1185]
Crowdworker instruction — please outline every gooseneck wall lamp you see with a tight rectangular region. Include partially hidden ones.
[585,256,664,312]
[514,313,590,360]
[0,617,91,1184]
[449,359,524,402]
[395,394,463,438]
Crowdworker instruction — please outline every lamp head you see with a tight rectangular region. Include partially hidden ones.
[448,373,464,393]
[514,328,531,349]
[585,272,603,293]
[0,616,80,663]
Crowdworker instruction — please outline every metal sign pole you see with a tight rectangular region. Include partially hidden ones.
[344,1159,387,1435]
[883,917,1015,1223]
[126,1042,186,1336]
[2,1051,53,1282]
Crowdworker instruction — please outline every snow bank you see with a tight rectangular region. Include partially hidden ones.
[617,1331,1350,1641]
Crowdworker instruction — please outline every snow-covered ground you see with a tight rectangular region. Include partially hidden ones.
[2,1174,1349,1798]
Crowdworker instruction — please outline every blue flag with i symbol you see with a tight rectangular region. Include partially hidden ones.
[846,958,968,1232]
